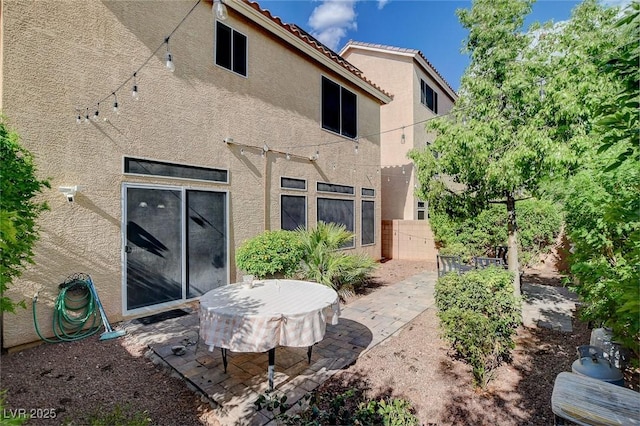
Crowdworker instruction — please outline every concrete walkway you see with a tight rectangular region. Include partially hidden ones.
[120,270,577,425]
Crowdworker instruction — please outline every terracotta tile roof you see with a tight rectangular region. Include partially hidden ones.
[341,40,458,97]
[240,0,391,100]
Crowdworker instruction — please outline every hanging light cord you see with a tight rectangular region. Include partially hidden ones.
[78,0,202,112]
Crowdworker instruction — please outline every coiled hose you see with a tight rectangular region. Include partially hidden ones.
[33,274,101,343]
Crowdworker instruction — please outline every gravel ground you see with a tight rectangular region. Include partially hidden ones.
[1,258,634,425]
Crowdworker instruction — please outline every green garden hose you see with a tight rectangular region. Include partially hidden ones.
[32,275,101,343]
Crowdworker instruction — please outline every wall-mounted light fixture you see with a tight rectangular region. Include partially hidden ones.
[58,186,80,203]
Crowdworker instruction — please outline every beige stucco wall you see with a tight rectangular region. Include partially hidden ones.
[1,0,383,348]
[342,46,455,221]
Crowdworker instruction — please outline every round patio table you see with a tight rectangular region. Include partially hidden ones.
[199,279,340,389]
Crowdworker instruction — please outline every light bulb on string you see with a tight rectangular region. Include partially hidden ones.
[213,0,228,20]
[132,72,139,100]
[401,127,406,144]
[165,37,175,72]
[402,167,405,175]
[76,112,82,124]
[240,148,245,156]
[112,92,119,114]
[84,108,90,124]
[286,153,291,160]
[93,103,100,121]
[354,144,359,154]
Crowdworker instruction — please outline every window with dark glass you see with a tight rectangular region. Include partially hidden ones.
[362,188,375,197]
[317,182,354,195]
[322,76,357,138]
[281,177,307,191]
[420,79,438,113]
[361,200,375,245]
[124,157,228,183]
[216,22,247,76]
[281,195,306,231]
[317,198,354,248]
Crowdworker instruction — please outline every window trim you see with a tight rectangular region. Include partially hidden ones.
[215,21,248,78]
[321,75,358,139]
[123,156,229,184]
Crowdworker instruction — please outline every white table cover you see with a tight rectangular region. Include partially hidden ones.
[199,279,340,353]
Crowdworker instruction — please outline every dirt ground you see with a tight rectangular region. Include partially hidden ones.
[0,258,633,425]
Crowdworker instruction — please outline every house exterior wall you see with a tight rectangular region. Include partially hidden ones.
[1,0,384,348]
[341,45,455,221]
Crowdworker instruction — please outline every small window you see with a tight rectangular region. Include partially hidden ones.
[362,188,375,197]
[215,22,247,76]
[420,79,438,113]
[124,157,228,183]
[417,200,427,220]
[281,195,306,231]
[361,200,375,245]
[322,76,357,138]
[281,177,306,191]
[317,182,354,195]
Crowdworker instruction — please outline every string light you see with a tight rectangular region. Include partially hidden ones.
[84,108,90,124]
[93,102,100,121]
[213,0,228,20]
[76,111,82,124]
[401,127,406,144]
[132,72,139,100]
[286,153,291,160]
[164,37,175,72]
[112,92,119,114]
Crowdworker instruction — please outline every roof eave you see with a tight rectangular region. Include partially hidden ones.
[230,1,392,104]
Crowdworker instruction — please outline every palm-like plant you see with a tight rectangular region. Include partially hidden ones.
[296,222,376,299]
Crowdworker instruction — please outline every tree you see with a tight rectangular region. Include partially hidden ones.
[0,116,49,313]
[410,0,624,299]
[411,0,545,297]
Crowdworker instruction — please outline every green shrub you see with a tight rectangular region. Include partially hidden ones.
[430,198,562,265]
[0,117,49,313]
[435,268,521,387]
[255,389,419,426]
[235,230,304,279]
[296,222,377,299]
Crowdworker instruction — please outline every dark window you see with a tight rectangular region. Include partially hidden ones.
[281,195,306,231]
[362,188,375,197]
[124,157,228,183]
[322,76,357,138]
[317,198,354,248]
[281,177,306,190]
[417,210,426,220]
[216,22,247,76]
[317,182,354,195]
[361,200,375,245]
[420,79,438,113]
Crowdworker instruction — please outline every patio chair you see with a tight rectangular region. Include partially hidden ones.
[494,245,508,264]
[437,255,473,277]
[474,256,506,269]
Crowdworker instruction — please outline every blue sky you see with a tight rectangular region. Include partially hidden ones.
[256,0,630,91]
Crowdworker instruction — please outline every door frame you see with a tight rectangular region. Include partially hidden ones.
[121,182,230,316]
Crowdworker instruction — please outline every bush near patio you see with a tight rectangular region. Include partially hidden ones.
[435,267,521,388]
[235,222,377,298]
[235,230,305,279]
[296,222,377,300]
[430,198,562,266]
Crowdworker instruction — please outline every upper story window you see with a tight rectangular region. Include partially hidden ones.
[420,79,438,114]
[321,76,357,138]
[215,21,247,76]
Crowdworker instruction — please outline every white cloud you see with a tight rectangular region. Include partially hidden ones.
[377,0,389,10]
[308,0,358,51]
[599,0,633,8]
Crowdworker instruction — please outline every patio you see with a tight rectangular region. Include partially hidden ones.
[121,271,437,425]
